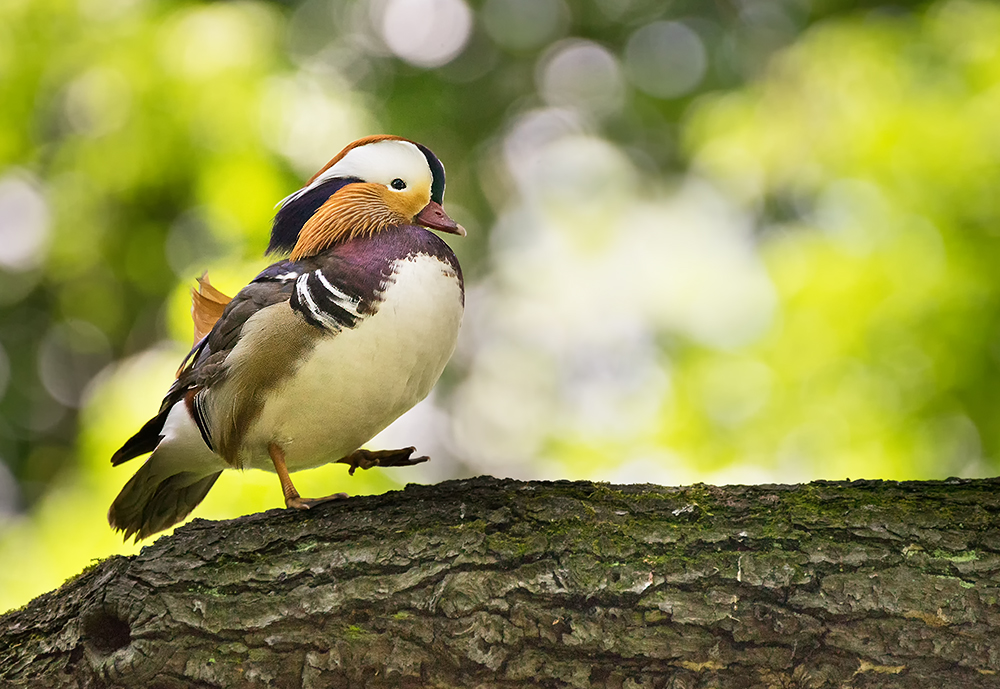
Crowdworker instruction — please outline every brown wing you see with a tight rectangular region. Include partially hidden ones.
[113,262,302,466]
[177,264,302,392]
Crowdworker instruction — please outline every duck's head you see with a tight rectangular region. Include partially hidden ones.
[269,135,465,260]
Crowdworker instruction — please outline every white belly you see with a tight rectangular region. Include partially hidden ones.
[243,254,463,471]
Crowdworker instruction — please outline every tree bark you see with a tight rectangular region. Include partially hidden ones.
[3,476,1000,688]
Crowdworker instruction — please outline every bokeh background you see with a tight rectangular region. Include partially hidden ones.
[3,0,1000,611]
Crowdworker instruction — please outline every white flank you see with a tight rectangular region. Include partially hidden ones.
[244,253,463,472]
[147,401,227,476]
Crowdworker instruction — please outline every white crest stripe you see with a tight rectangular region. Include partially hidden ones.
[275,188,306,210]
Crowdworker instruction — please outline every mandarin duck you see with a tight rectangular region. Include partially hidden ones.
[108,136,465,541]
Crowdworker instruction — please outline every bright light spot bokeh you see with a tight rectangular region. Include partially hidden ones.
[538,40,625,116]
[64,67,133,137]
[262,74,372,178]
[448,130,776,479]
[482,0,568,52]
[624,21,707,99]
[0,173,50,272]
[379,0,473,68]
[160,3,276,77]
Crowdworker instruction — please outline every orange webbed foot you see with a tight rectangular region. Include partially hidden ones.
[285,493,349,510]
[338,447,429,476]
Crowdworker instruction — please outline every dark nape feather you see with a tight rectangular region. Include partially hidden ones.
[414,143,446,204]
[110,409,169,466]
[108,465,222,542]
[268,176,362,255]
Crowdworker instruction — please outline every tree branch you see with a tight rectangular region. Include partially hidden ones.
[3,476,1000,688]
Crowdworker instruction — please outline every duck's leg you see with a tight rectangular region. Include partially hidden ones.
[337,446,430,475]
[269,442,347,510]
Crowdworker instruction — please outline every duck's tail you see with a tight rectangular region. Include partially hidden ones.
[108,447,222,542]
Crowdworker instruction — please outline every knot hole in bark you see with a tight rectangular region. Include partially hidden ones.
[82,609,132,656]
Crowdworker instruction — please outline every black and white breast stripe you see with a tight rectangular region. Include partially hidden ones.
[290,268,367,331]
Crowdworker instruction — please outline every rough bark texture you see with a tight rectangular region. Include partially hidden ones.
[3,476,1000,688]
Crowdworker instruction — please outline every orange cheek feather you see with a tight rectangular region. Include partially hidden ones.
[290,183,409,261]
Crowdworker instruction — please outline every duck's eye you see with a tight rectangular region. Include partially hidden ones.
[391,178,406,190]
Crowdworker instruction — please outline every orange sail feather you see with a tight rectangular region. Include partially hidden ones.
[192,272,231,344]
